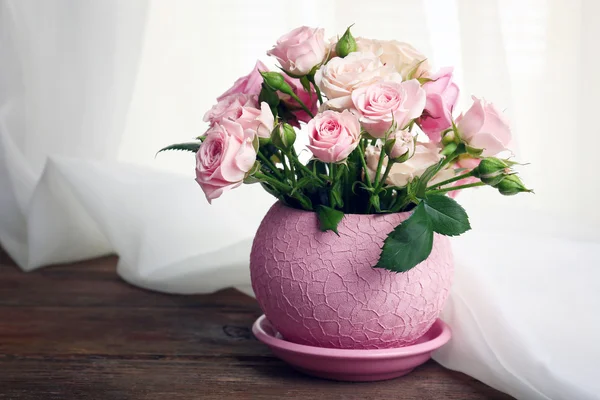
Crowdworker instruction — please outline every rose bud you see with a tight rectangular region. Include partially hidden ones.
[495,174,532,196]
[384,129,415,163]
[260,71,297,96]
[271,123,296,151]
[473,157,517,186]
[335,25,357,58]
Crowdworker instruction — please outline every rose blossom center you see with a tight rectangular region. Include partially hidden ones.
[201,138,224,171]
[366,85,402,112]
[318,119,341,139]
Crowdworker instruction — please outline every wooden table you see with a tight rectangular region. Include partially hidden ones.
[0,249,512,399]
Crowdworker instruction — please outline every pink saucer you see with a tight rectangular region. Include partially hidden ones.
[252,315,451,382]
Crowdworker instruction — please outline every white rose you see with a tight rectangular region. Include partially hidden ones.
[356,38,431,79]
[314,52,397,110]
[365,142,453,187]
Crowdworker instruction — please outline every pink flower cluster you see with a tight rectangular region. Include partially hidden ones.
[194,25,514,201]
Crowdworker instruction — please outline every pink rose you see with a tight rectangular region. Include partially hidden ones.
[280,75,318,124]
[217,60,268,101]
[351,79,426,137]
[419,67,459,142]
[235,102,275,139]
[267,26,327,76]
[355,38,431,79]
[315,52,397,110]
[307,110,361,163]
[195,119,257,202]
[457,96,512,156]
[387,129,415,159]
[203,93,257,126]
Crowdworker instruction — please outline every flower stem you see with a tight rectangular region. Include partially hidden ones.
[286,153,297,184]
[427,171,474,190]
[289,92,315,118]
[426,181,486,195]
[375,161,394,192]
[357,143,372,188]
[281,154,291,182]
[287,150,324,184]
[255,171,292,193]
[307,75,323,105]
[373,149,386,188]
[257,152,284,180]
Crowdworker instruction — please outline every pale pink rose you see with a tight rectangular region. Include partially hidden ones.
[280,75,318,124]
[314,52,397,110]
[267,26,327,76]
[307,110,361,163]
[419,67,460,142]
[351,79,426,137]
[203,93,257,126]
[235,102,275,139]
[195,119,257,202]
[387,129,415,159]
[355,38,431,79]
[449,157,480,199]
[457,96,512,156]
[217,60,268,101]
[365,142,451,187]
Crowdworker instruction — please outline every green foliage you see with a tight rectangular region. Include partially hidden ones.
[156,142,201,155]
[423,195,471,236]
[375,202,433,272]
[376,195,471,273]
[316,205,344,235]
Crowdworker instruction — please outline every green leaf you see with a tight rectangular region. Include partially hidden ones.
[330,181,344,208]
[465,144,484,157]
[441,142,458,156]
[423,194,471,236]
[375,202,433,272]
[259,82,280,116]
[156,142,201,155]
[316,205,344,235]
[416,160,444,198]
[300,76,311,93]
[291,176,316,195]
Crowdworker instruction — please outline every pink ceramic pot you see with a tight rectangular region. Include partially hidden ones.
[250,202,453,349]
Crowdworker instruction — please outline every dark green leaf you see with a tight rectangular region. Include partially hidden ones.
[416,160,443,198]
[330,181,344,208]
[291,191,313,210]
[156,142,201,155]
[291,176,317,195]
[316,205,344,235]
[375,202,433,272]
[423,194,471,236]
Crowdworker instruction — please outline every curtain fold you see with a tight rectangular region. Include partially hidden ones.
[1,1,598,398]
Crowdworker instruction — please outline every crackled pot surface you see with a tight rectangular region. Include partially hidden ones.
[250,202,454,350]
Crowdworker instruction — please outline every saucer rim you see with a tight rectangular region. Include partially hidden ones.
[252,314,451,359]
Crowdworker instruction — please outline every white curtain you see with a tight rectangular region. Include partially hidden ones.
[1,1,598,398]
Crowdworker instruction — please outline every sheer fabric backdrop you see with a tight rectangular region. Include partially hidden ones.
[1,1,598,399]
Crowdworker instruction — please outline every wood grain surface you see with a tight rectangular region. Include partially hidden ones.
[0,248,512,399]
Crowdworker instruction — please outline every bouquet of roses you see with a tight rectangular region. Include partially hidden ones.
[160,25,531,273]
